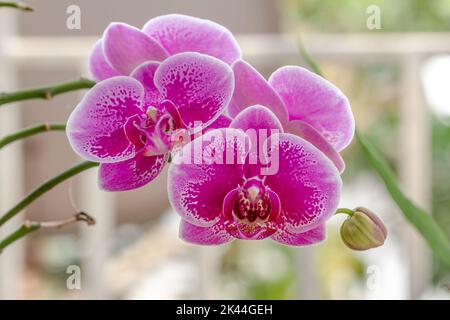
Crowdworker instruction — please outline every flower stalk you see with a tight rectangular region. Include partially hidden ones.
[0,161,99,228]
[0,1,34,11]
[335,208,355,216]
[0,212,95,253]
[0,123,66,150]
[0,78,95,107]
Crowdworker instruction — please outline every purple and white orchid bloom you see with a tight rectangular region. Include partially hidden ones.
[227,60,355,173]
[67,52,234,191]
[168,106,342,246]
[90,14,241,81]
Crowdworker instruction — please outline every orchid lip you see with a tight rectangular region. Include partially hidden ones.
[160,100,183,130]
[123,114,149,151]
[233,221,275,240]
[123,100,184,157]
[222,176,281,239]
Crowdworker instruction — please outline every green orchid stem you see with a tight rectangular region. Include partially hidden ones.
[0,123,66,150]
[356,130,450,266]
[0,223,39,253]
[0,161,99,228]
[0,1,34,11]
[298,39,450,268]
[0,212,96,254]
[335,208,355,216]
[0,78,95,107]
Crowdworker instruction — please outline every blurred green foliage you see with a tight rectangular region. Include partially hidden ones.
[284,0,450,284]
[283,0,450,32]
[432,117,450,281]
[220,1,450,299]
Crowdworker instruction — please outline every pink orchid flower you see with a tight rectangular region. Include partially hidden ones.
[227,60,355,174]
[90,14,241,81]
[168,57,355,246]
[67,52,234,191]
[168,105,343,246]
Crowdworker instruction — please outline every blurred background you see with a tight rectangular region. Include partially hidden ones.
[1,0,450,299]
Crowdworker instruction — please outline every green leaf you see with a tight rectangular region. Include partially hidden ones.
[356,131,450,267]
[299,40,450,267]
[298,37,324,77]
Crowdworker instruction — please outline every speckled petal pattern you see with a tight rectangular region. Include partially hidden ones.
[99,152,168,191]
[264,133,342,233]
[67,77,146,163]
[154,52,234,130]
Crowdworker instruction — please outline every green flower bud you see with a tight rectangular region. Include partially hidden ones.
[340,207,387,251]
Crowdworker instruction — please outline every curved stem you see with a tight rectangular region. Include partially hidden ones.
[0,78,95,107]
[0,161,99,227]
[0,223,39,252]
[0,123,66,149]
[335,208,355,216]
[0,1,33,11]
[0,212,96,253]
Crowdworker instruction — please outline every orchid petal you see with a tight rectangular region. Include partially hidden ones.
[67,76,146,163]
[271,223,326,246]
[228,60,289,125]
[154,52,234,130]
[168,129,249,227]
[269,66,355,151]
[205,114,232,131]
[230,106,282,177]
[183,115,232,154]
[264,133,341,233]
[99,153,168,191]
[89,40,121,81]
[179,219,233,245]
[285,120,345,174]
[230,105,283,132]
[130,61,163,107]
[143,14,241,65]
[103,22,168,75]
